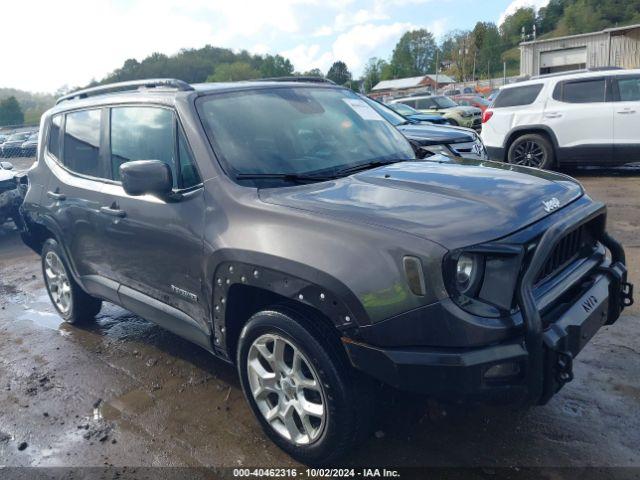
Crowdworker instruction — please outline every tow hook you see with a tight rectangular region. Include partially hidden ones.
[556,350,574,385]
[622,282,634,308]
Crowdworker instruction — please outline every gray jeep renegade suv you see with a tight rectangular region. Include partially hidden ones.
[19,78,633,465]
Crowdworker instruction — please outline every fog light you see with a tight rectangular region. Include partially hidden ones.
[484,362,520,380]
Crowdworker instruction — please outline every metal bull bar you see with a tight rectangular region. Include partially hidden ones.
[516,201,631,405]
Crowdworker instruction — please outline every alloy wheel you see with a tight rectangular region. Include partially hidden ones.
[511,140,546,167]
[247,333,326,445]
[44,251,72,314]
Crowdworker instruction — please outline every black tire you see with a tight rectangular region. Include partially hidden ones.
[507,133,555,169]
[237,308,373,465]
[41,238,102,324]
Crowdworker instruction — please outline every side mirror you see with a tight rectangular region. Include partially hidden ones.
[0,161,14,170]
[120,160,173,198]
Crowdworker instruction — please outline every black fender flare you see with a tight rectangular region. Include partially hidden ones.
[205,249,370,358]
[24,213,87,289]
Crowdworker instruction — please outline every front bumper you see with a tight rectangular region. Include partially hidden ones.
[344,205,633,405]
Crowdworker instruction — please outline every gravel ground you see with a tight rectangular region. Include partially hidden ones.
[0,157,639,476]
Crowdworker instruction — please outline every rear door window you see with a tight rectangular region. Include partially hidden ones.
[493,84,543,108]
[556,78,606,103]
[63,109,102,177]
[398,99,416,108]
[416,98,437,109]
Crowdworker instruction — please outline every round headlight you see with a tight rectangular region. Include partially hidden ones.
[455,253,484,296]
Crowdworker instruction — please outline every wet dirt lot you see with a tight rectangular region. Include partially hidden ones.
[1,157,639,473]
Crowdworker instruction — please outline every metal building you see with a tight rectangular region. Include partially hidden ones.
[520,24,640,76]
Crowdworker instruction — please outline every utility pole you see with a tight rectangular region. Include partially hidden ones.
[472,49,477,83]
[503,61,507,85]
[435,49,439,93]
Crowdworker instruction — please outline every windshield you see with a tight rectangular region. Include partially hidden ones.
[9,133,28,141]
[197,87,415,179]
[433,96,458,109]
[359,96,406,126]
[388,103,417,116]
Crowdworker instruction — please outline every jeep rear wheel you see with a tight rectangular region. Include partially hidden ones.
[508,133,554,169]
[237,309,373,465]
[41,238,102,324]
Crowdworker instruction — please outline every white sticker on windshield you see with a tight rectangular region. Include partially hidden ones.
[342,98,385,121]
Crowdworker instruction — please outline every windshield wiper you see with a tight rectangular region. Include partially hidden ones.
[236,173,336,183]
[336,159,405,176]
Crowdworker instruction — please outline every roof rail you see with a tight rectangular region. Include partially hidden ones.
[529,66,624,80]
[253,76,336,85]
[56,78,194,105]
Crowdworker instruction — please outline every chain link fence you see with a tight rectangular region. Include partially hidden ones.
[0,123,39,172]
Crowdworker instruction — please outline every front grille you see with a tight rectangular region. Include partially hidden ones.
[535,224,593,284]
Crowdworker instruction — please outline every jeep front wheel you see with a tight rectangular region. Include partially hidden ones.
[508,133,554,169]
[237,309,373,465]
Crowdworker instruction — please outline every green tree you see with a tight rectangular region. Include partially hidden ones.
[302,68,324,77]
[207,62,260,82]
[473,22,503,79]
[563,0,604,34]
[259,54,294,78]
[361,57,388,92]
[326,61,351,85]
[501,7,536,46]
[390,29,437,77]
[0,96,24,126]
[537,0,566,34]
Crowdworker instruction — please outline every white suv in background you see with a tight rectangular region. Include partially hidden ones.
[481,69,640,169]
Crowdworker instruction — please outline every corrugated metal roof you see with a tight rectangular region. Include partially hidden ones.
[520,23,640,46]
[372,74,455,91]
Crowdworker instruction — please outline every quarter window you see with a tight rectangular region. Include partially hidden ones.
[561,79,605,103]
[110,107,176,186]
[63,109,102,177]
[493,84,543,108]
[47,115,61,159]
[178,128,201,188]
[615,76,640,101]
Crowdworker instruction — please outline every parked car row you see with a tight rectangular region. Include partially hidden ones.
[389,95,483,131]
[0,130,39,157]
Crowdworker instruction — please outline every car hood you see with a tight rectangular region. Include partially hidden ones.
[407,114,444,122]
[396,123,475,146]
[259,160,583,249]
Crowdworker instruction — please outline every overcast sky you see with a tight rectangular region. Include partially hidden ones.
[0,0,548,93]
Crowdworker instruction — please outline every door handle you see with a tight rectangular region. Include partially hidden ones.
[617,109,636,114]
[100,206,126,218]
[544,112,562,119]
[47,190,66,201]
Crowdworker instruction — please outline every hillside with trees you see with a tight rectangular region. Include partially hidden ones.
[2,0,640,120]
[361,0,640,91]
